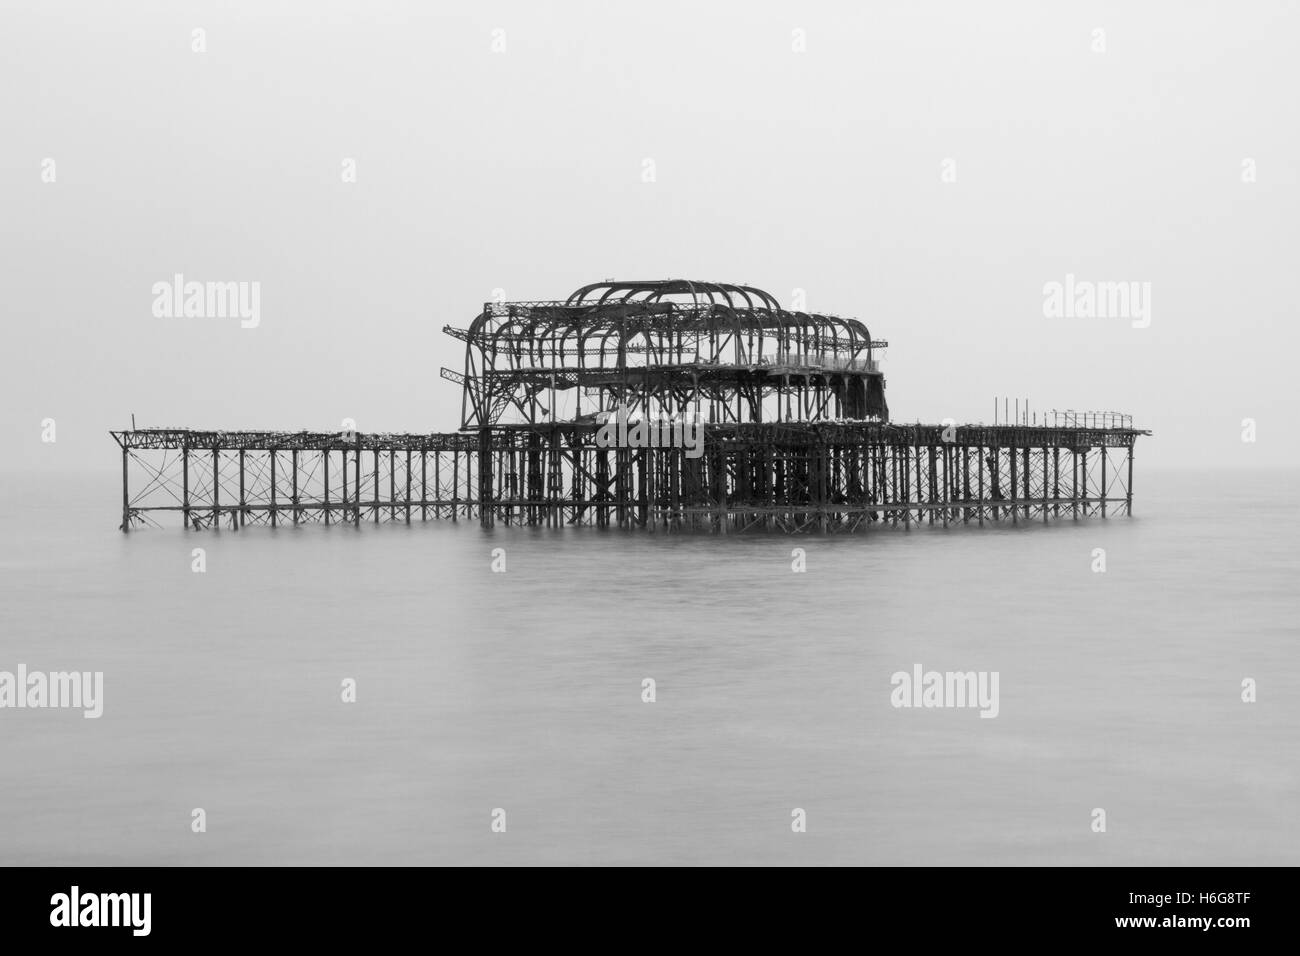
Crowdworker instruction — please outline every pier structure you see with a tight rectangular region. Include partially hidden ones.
[443,278,889,430]
[112,279,1147,533]
[112,421,1141,533]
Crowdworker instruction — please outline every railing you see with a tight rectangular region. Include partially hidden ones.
[763,352,880,373]
[1051,410,1133,429]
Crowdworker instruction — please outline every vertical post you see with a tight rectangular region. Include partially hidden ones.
[935,442,946,530]
[238,448,246,529]
[121,443,130,533]
[1071,448,1078,520]
[1009,438,1017,525]
[553,427,565,528]
[421,448,428,522]
[596,448,609,529]
[1081,448,1090,517]
[1042,445,1048,523]
[639,447,651,530]
[1074,449,1083,519]
[478,428,493,528]
[616,446,627,529]
[342,445,349,524]
[1101,445,1108,517]
[889,443,897,526]
[928,442,938,526]
[270,450,277,528]
[212,448,220,528]
[526,432,541,527]
[374,449,380,523]
[406,449,412,524]
[292,449,299,525]
[905,431,915,528]
[452,447,460,522]
[182,445,189,529]
[1052,446,1060,518]
[1126,442,1134,516]
[354,436,361,528]
[1022,445,1031,522]
[324,449,331,526]
[728,443,740,534]
[434,450,441,519]
[670,442,681,531]
[961,444,970,524]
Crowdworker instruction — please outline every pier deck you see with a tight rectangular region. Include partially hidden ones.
[112,421,1147,533]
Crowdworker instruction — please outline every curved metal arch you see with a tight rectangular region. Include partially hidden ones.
[459,279,887,427]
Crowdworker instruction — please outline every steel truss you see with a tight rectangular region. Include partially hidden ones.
[444,279,890,429]
[112,423,1146,533]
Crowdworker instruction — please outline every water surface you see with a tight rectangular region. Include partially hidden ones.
[0,469,1294,865]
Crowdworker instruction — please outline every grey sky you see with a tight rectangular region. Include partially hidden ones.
[3,0,1296,473]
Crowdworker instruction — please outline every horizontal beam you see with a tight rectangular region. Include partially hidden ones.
[112,421,1149,452]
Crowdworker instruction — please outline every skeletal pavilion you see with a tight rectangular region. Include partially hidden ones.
[113,279,1148,533]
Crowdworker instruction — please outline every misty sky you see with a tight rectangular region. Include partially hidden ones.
[3,0,1296,473]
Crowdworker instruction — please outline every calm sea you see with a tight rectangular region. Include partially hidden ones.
[0,469,1295,865]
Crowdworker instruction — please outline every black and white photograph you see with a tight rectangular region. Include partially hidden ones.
[0,0,1293,935]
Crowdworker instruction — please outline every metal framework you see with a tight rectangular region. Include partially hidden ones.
[444,279,889,429]
[112,422,1144,533]
[111,280,1149,533]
